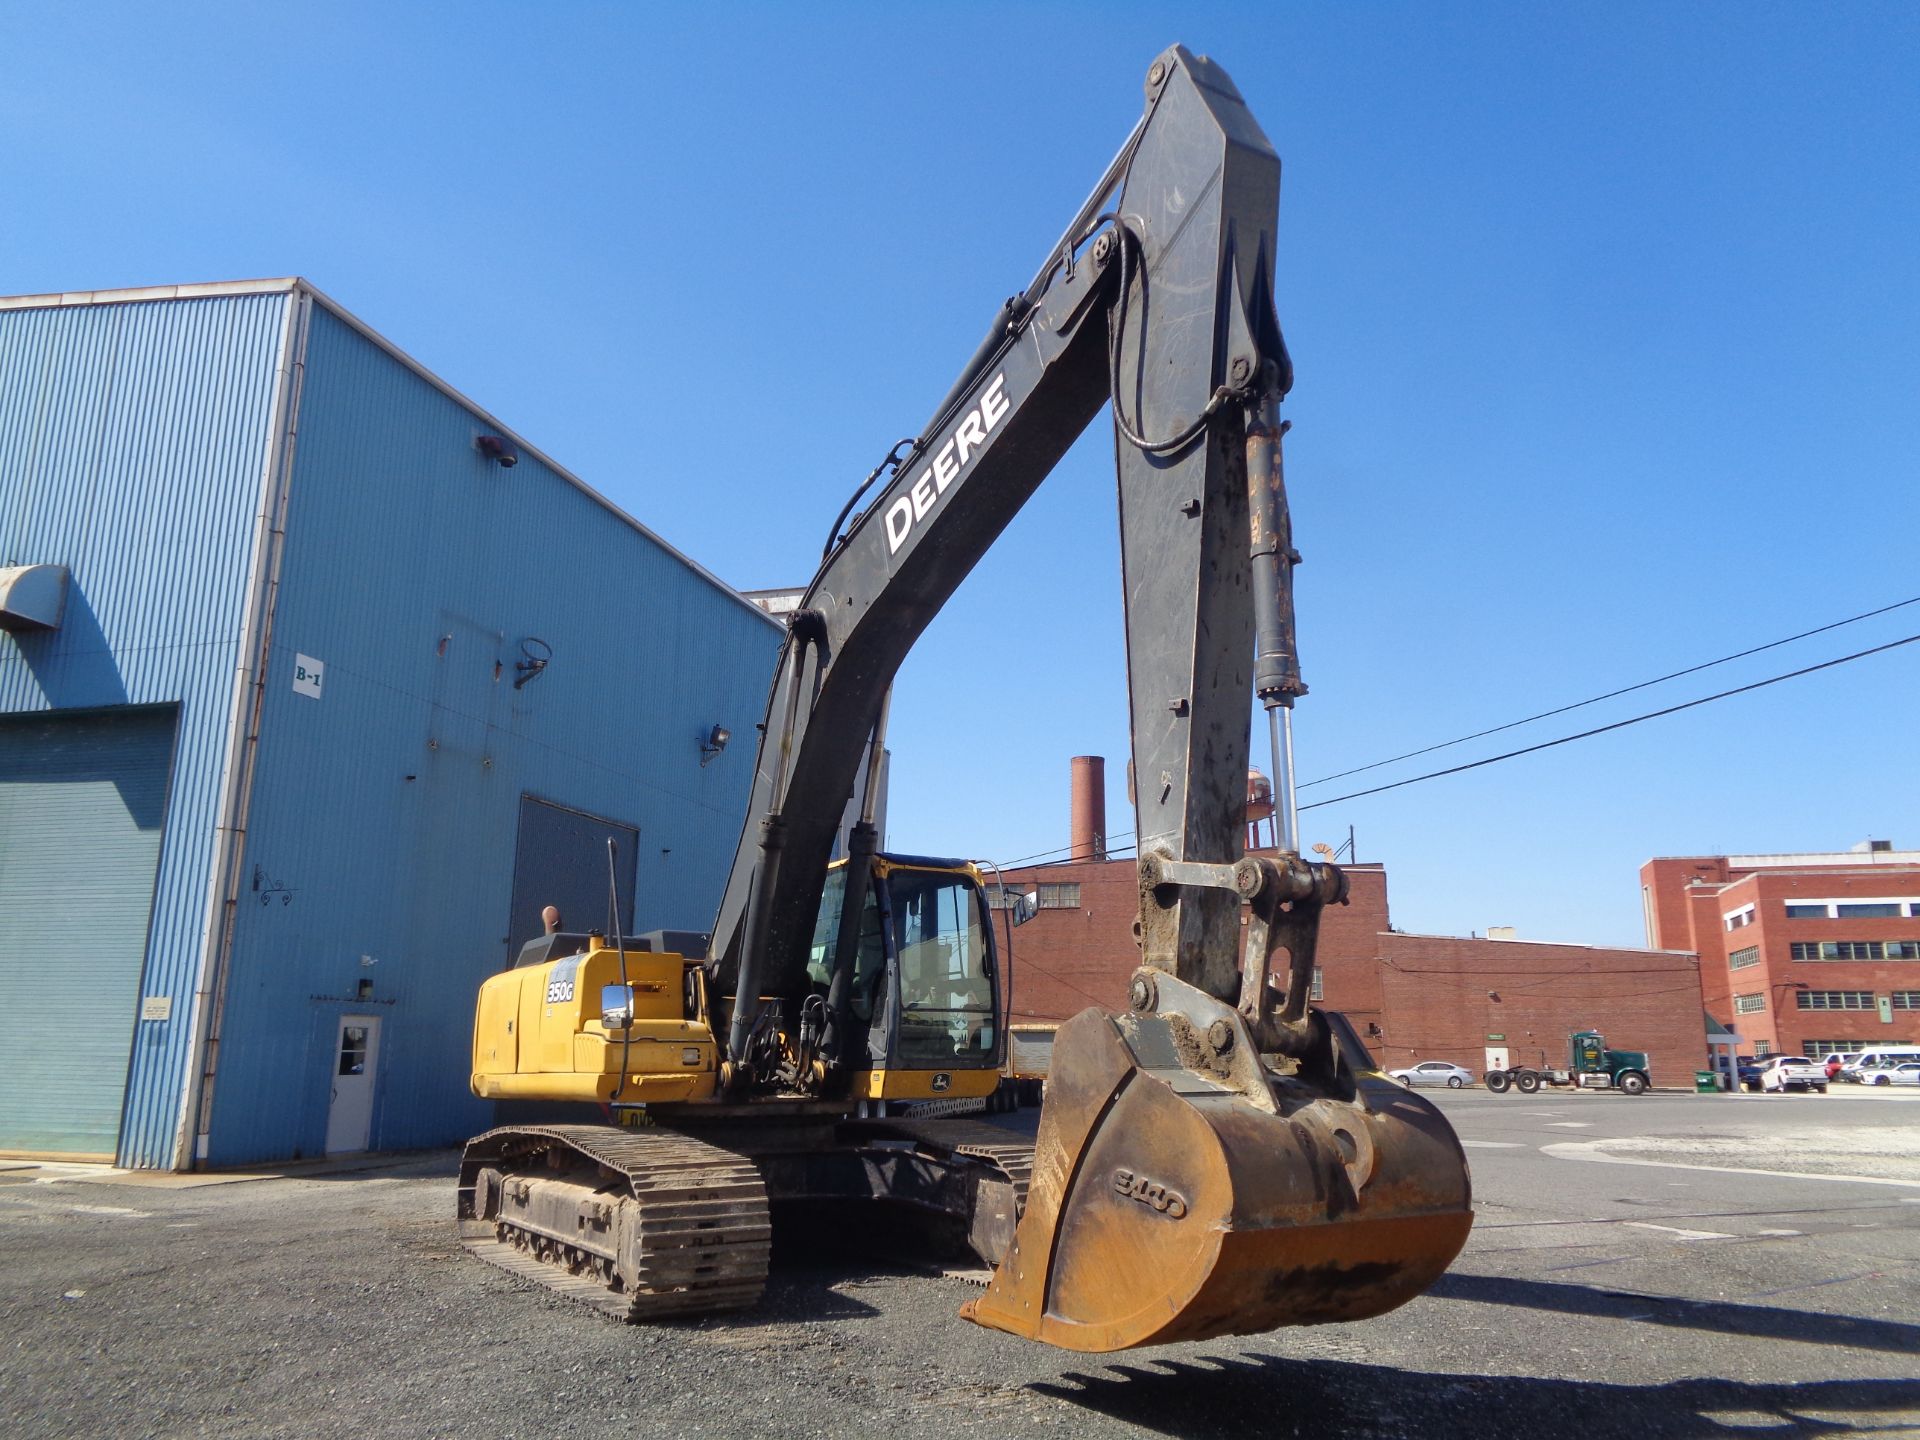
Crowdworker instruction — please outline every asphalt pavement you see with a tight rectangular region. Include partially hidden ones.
[2,1087,1916,1440]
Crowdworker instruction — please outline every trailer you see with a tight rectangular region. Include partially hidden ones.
[1003,1022,1056,1106]
[1485,1030,1651,1096]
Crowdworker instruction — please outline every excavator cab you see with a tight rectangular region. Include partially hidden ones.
[805,856,1003,1113]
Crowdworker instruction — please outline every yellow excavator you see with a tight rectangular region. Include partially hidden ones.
[459,43,1472,1352]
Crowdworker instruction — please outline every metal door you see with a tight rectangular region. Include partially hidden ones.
[1484,1046,1509,1073]
[324,1015,381,1154]
[505,796,638,959]
[0,707,176,1157]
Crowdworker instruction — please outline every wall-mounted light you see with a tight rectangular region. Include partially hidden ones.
[477,434,519,468]
[1487,991,1501,1002]
[513,637,551,690]
[700,723,731,766]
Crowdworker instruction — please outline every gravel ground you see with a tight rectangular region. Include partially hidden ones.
[2,1091,1917,1440]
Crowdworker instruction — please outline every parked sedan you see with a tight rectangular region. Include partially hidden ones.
[1864,1062,1920,1087]
[1387,1061,1474,1089]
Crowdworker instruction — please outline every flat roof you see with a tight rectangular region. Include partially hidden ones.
[1382,930,1696,959]
[0,278,783,634]
[1725,851,1920,868]
[1647,849,1920,867]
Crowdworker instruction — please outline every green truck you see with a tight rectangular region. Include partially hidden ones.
[1485,1030,1651,1095]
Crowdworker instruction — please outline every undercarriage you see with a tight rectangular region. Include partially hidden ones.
[456,1113,1034,1321]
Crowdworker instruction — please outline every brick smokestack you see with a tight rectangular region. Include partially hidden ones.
[1070,756,1107,862]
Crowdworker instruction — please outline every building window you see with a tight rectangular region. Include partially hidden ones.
[1795,990,1875,1011]
[1786,898,1916,920]
[1754,1040,1773,1056]
[1893,942,1920,960]
[1728,946,1761,970]
[1733,992,1766,1014]
[1801,1039,1867,1057]
[1724,906,1754,931]
[1792,940,1888,961]
[1036,882,1080,910]
[1310,967,1323,1002]
[1892,992,1920,1011]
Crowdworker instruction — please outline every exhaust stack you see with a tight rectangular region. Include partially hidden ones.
[1069,756,1107,862]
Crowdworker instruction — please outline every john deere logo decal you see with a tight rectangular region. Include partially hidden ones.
[931,1073,951,1093]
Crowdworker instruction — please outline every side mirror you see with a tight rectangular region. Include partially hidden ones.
[1011,889,1039,927]
[601,984,634,1029]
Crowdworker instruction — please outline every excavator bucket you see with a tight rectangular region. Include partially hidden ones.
[962,984,1473,1352]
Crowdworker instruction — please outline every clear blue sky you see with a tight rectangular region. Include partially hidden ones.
[5,3,1917,947]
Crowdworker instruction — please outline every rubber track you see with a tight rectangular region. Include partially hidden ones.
[458,1124,771,1323]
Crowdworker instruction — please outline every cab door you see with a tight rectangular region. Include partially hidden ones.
[870,866,1000,1075]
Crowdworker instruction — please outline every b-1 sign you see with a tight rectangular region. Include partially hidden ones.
[293,653,325,699]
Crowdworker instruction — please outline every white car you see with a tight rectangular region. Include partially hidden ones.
[1844,1048,1920,1082]
[1756,1056,1827,1093]
[1863,1062,1920,1087]
[1387,1061,1473,1089]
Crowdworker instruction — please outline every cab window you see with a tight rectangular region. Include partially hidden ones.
[807,869,846,987]
[888,869,995,1063]
[806,868,886,1019]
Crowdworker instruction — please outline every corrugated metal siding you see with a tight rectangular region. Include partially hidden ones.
[0,293,289,1167]
[207,303,782,1163]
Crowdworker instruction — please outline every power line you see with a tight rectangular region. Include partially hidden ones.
[1302,630,1920,812]
[1300,594,1920,790]
[986,600,1920,860]
[994,829,1140,870]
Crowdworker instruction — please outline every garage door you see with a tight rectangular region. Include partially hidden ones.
[505,796,637,961]
[0,708,176,1157]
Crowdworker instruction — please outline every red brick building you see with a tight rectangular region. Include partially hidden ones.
[1640,843,1920,1059]
[992,853,1706,1089]
[1370,932,1703,1086]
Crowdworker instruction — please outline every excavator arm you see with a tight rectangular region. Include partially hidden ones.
[713,46,1296,1039]
[705,44,1472,1350]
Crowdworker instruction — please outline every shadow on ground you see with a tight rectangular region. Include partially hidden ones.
[1035,1353,1920,1440]
[1432,1271,1920,1355]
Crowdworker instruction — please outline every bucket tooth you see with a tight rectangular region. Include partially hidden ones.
[962,1002,1472,1352]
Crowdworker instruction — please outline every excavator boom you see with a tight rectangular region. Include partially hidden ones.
[710,45,1287,1029]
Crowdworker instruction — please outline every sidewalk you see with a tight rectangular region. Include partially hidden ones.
[0,1148,458,1188]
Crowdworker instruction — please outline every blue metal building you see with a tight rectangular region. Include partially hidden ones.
[0,280,783,1169]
